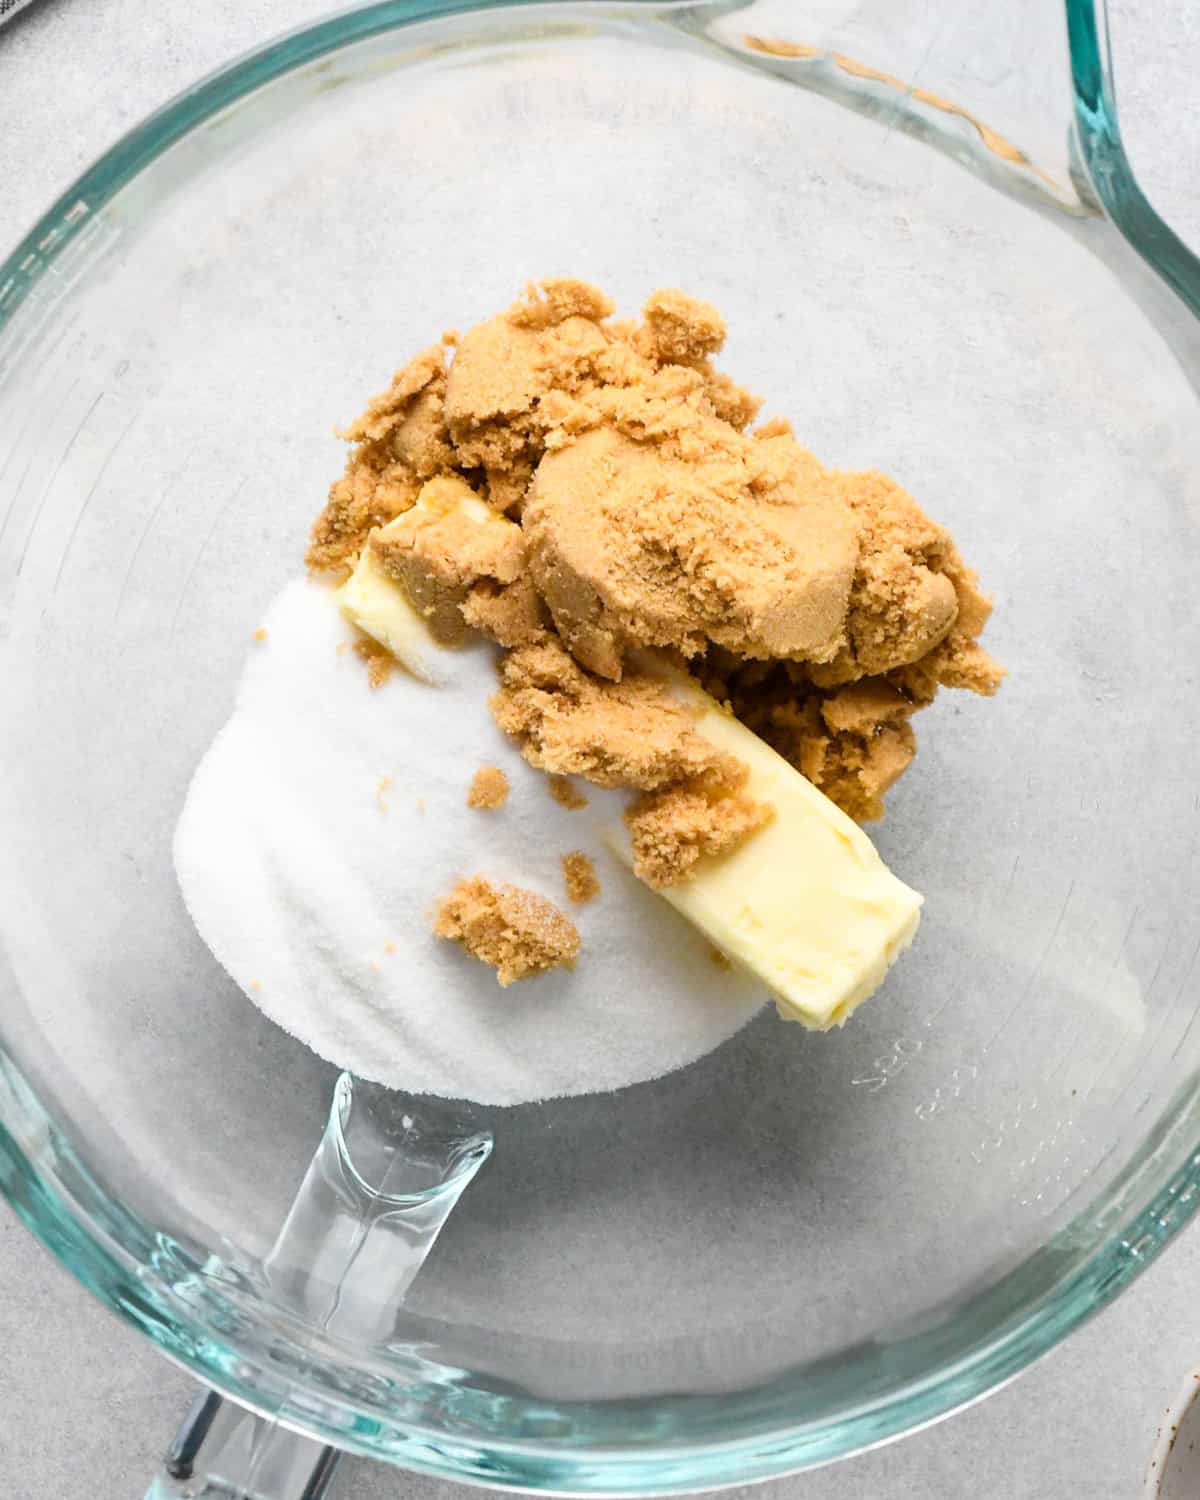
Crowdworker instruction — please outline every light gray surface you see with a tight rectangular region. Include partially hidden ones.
[1,2,1199,1497]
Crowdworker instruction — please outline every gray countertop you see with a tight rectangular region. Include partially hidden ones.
[2,3,1199,1496]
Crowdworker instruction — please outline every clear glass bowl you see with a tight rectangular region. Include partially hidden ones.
[3,0,1200,1490]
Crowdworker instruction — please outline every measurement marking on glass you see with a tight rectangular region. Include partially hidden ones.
[113,441,199,622]
[16,390,105,575]
[979,876,1076,1054]
[913,1061,978,1121]
[1125,932,1200,1123]
[0,374,81,553]
[0,320,74,476]
[919,853,1023,1033]
[169,475,250,639]
[1030,901,1141,1094]
[52,407,143,593]
[851,1035,922,1092]
[1168,948,1200,1064]
[1098,918,1200,1128]
[1073,916,1172,1115]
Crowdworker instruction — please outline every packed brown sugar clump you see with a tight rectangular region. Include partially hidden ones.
[490,635,773,885]
[310,277,1003,853]
[434,876,580,986]
[626,767,775,889]
[467,765,509,810]
[561,851,600,906]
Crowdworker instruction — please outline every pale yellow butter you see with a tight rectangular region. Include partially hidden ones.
[337,542,448,684]
[609,662,922,1029]
[336,530,922,1029]
[337,489,516,684]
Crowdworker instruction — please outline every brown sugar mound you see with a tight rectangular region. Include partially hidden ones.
[806,469,1003,688]
[626,766,774,888]
[434,875,579,985]
[443,279,615,504]
[467,766,509,810]
[700,480,1005,821]
[525,418,858,678]
[561,851,600,905]
[312,278,1004,845]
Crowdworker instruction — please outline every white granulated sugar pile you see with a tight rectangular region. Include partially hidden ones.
[173,578,765,1105]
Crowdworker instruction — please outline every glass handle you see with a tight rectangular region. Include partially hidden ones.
[144,1074,493,1500]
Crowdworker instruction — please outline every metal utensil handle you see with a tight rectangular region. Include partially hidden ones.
[145,1390,340,1500]
[0,0,39,26]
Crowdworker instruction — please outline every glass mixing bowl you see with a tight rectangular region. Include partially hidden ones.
[3,0,1200,1491]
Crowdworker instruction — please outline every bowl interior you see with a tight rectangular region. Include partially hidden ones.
[3,0,1200,1479]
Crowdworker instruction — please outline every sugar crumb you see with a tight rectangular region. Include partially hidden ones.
[547,775,588,810]
[376,774,393,813]
[383,940,396,954]
[253,627,269,642]
[562,851,600,905]
[467,765,510,810]
[352,632,395,688]
[494,637,722,792]
[434,875,579,985]
[742,34,819,59]
[626,767,774,887]
[250,979,263,993]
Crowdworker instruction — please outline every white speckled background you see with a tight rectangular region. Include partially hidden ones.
[1,2,1198,1495]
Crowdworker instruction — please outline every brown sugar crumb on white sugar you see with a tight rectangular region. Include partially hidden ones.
[352,631,395,688]
[548,775,588,810]
[561,851,600,905]
[434,875,579,986]
[467,765,510,810]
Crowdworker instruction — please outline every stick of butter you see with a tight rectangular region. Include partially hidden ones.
[336,535,922,1030]
[337,540,449,685]
[610,660,922,1029]
[338,493,487,680]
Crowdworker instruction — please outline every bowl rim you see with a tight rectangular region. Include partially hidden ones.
[3,0,1200,1489]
